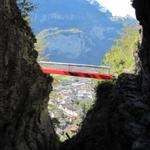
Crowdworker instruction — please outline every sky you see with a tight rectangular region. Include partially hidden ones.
[96,0,136,18]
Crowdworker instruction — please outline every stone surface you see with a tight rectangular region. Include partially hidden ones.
[0,0,59,150]
[59,0,150,149]
[1,0,150,150]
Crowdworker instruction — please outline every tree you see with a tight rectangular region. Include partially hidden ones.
[35,29,51,61]
[103,25,140,76]
[17,0,36,20]
[17,1,50,61]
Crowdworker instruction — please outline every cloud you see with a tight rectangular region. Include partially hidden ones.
[96,0,135,18]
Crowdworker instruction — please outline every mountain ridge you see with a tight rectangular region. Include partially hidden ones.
[30,0,137,65]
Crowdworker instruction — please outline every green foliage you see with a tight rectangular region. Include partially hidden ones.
[35,30,51,61]
[97,79,116,86]
[103,25,140,76]
[35,28,81,62]
[52,74,73,81]
[48,103,58,112]
[35,29,50,52]
[59,136,66,142]
[81,101,93,115]
[75,99,94,117]
[17,1,49,61]
[37,51,50,61]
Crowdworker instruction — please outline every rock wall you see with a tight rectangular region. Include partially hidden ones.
[133,0,150,96]
[60,0,150,150]
[0,0,58,150]
[1,0,150,150]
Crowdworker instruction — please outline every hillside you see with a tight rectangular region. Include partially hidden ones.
[30,0,136,65]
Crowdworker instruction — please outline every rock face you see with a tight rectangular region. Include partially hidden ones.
[59,0,150,150]
[0,0,150,150]
[0,0,58,150]
[133,0,150,96]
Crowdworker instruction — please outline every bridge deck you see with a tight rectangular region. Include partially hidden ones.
[40,61,113,80]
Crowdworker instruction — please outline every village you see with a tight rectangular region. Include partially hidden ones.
[48,76,96,141]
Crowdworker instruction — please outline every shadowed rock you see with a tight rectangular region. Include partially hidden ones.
[0,1,59,150]
[60,0,150,150]
[1,0,150,150]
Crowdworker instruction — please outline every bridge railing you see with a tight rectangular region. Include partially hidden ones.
[39,61,111,75]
